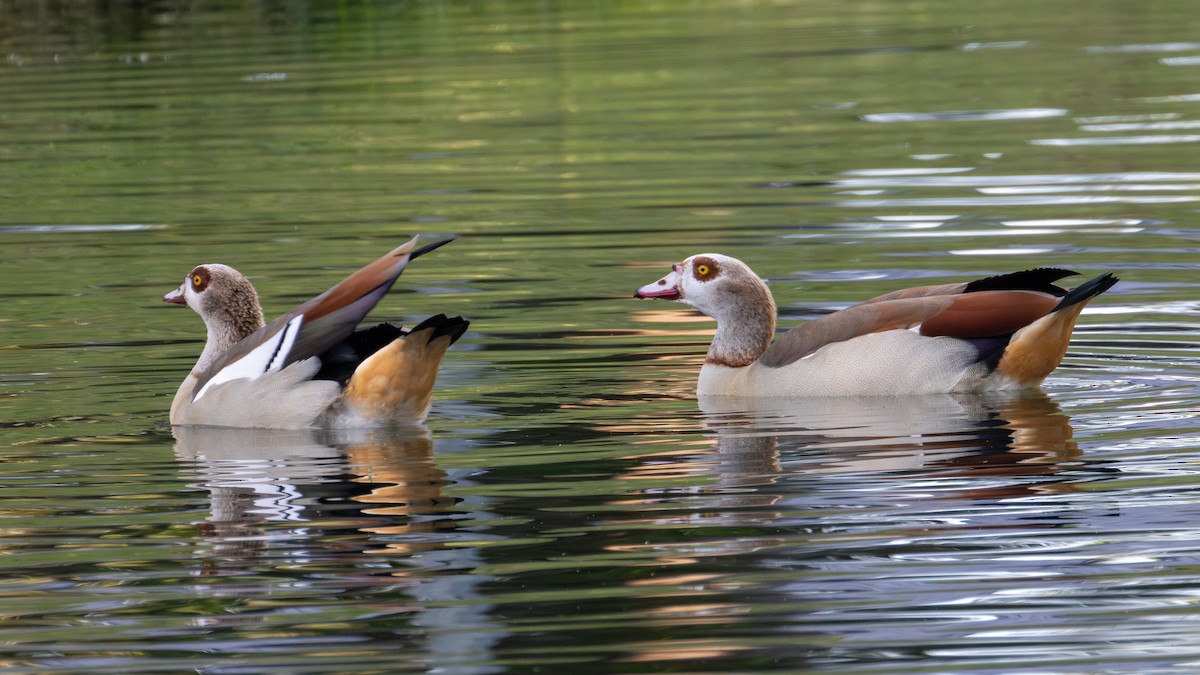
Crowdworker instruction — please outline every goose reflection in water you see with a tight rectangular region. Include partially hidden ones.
[613,392,1079,502]
[173,425,453,558]
[599,392,1083,665]
[698,392,1079,488]
[171,425,503,671]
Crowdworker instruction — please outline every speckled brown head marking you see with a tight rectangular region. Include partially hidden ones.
[692,256,720,282]
[189,266,211,292]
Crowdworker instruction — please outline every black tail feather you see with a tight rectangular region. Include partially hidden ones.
[410,237,457,260]
[407,313,470,345]
[1053,272,1119,312]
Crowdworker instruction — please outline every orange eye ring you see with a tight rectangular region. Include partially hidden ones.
[696,264,710,276]
[192,275,203,287]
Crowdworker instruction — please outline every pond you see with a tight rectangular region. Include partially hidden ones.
[4,0,1200,672]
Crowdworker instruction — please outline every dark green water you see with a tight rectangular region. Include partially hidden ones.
[3,1,1200,672]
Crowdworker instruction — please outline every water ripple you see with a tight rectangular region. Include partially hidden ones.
[1162,56,1200,66]
[1079,121,1200,132]
[957,41,1032,52]
[837,195,1200,207]
[5,1,1200,673]
[1085,42,1200,53]
[862,108,1068,123]
[0,223,160,233]
[833,171,1200,187]
[1031,135,1200,146]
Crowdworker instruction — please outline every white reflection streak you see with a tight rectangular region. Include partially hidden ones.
[900,229,1067,238]
[1080,121,1200,132]
[875,214,960,220]
[1075,113,1181,123]
[787,228,1141,240]
[958,41,1031,51]
[834,171,1200,187]
[0,223,160,233]
[1031,135,1200,146]
[980,185,1200,194]
[862,108,1067,123]
[952,248,1055,256]
[835,221,945,231]
[1125,301,1200,315]
[842,167,974,176]
[1002,219,1145,227]
[968,628,1091,638]
[1085,42,1200,53]
[838,196,1199,207]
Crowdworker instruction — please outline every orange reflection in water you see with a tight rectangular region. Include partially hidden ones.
[344,434,457,556]
[616,639,752,663]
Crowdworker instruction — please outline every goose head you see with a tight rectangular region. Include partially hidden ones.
[164,264,266,367]
[634,254,776,367]
[635,254,772,318]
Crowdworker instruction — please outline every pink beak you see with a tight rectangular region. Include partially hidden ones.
[163,284,187,306]
[634,264,684,300]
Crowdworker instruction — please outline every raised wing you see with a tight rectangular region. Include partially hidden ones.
[192,236,453,400]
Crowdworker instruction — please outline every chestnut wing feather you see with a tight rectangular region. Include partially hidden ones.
[758,290,1060,369]
[918,290,1059,338]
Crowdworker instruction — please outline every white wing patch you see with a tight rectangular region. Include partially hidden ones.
[194,315,305,402]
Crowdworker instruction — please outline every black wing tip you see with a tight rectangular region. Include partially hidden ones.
[410,236,458,261]
[965,267,1079,296]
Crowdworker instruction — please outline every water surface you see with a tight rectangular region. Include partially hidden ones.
[3,1,1200,672]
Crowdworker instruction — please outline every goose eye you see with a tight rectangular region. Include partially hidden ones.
[692,258,720,281]
[189,268,210,290]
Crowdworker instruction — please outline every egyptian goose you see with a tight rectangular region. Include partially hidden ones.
[164,237,468,429]
[634,254,1117,397]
